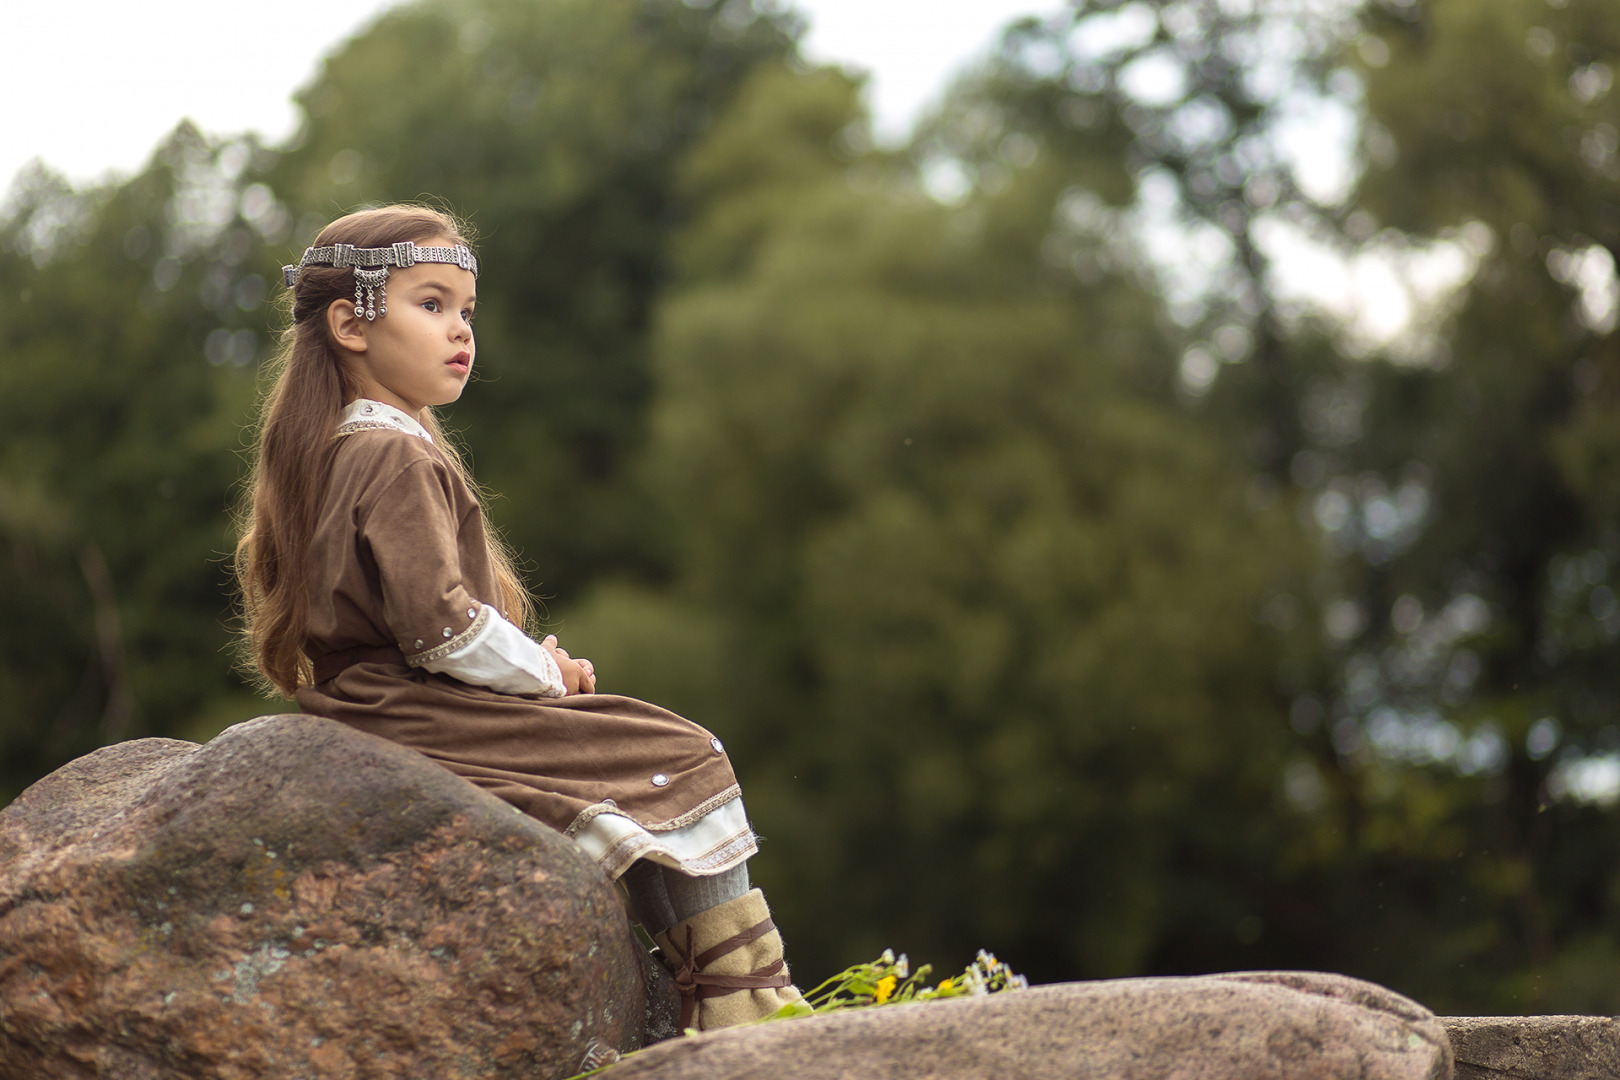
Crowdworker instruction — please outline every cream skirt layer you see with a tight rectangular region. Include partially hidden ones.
[568,793,757,880]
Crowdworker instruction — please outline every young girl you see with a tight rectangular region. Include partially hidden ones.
[234,204,797,1030]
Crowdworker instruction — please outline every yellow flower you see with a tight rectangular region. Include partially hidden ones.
[937,977,954,992]
[875,975,897,1004]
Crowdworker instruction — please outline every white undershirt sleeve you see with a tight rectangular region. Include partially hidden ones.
[417,604,567,697]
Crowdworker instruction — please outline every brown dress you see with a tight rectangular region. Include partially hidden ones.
[294,418,755,878]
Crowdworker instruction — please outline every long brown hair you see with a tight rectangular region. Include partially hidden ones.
[233,204,532,695]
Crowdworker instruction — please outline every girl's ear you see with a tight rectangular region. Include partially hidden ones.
[327,298,368,355]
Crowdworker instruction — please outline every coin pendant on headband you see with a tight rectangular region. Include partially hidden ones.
[354,267,391,322]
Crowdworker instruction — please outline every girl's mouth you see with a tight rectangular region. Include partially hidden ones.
[448,351,471,374]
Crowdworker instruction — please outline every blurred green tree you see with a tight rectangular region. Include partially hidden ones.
[1302,0,1620,1012]
[559,57,1320,984]
[0,127,271,800]
[568,0,1620,1012]
[958,0,1620,1012]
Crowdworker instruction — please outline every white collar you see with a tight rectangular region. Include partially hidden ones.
[337,399,434,443]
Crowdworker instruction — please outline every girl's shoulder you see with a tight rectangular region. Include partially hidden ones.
[328,430,475,522]
[332,427,447,482]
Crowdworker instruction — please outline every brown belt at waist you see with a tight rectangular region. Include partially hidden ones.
[311,644,409,684]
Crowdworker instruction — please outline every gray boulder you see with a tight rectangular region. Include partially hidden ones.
[0,714,676,1080]
[606,970,1452,1080]
[1444,1016,1619,1080]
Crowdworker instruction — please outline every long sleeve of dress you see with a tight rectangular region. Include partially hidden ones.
[357,452,563,697]
[421,604,566,697]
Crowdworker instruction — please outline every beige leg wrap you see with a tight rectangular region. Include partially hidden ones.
[654,888,803,1030]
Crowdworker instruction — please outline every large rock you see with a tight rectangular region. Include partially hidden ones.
[0,714,676,1080]
[1444,1016,1620,1080]
[606,971,1452,1080]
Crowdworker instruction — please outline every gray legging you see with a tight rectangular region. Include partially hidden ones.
[620,860,751,937]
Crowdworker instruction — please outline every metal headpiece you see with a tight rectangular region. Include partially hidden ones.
[281,241,479,321]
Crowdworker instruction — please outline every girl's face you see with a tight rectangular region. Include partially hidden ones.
[333,236,478,418]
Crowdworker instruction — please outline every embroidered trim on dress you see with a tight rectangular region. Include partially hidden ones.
[404,603,492,667]
[594,829,757,880]
[565,782,743,837]
[569,792,758,879]
[335,399,434,442]
[336,418,407,436]
[595,825,757,876]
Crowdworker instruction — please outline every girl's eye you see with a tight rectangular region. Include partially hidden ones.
[462,309,476,324]
[422,298,442,313]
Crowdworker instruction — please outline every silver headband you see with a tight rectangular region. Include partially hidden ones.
[281,241,479,321]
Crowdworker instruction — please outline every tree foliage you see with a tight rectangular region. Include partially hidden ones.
[562,59,1316,983]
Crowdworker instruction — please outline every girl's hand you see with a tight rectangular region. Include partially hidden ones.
[543,635,596,695]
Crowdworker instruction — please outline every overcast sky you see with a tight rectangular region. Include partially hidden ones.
[8,0,1426,346]
[3,0,1057,195]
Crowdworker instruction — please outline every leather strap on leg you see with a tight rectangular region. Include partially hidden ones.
[670,917,794,1030]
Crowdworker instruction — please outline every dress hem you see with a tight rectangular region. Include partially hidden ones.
[566,787,757,880]
[564,782,744,836]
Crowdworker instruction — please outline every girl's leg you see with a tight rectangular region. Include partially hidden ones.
[620,859,678,936]
[618,861,752,936]
[660,862,749,921]
[648,863,801,1029]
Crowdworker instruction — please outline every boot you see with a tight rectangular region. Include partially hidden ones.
[654,888,802,1030]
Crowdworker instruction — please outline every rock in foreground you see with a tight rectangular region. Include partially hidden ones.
[0,714,675,1080]
[608,970,1452,1080]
